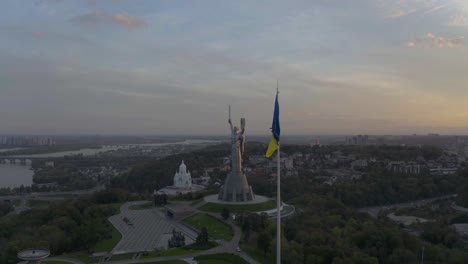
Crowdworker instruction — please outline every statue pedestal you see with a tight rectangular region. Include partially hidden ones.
[218,170,254,202]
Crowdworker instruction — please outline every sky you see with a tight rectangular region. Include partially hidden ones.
[1,0,468,135]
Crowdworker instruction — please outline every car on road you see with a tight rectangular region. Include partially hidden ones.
[236,247,241,252]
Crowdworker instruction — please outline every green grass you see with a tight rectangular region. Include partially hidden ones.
[60,252,95,264]
[98,202,123,215]
[142,247,203,259]
[11,199,22,206]
[109,202,123,214]
[139,261,187,264]
[198,200,276,213]
[26,199,51,207]
[109,253,134,261]
[240,243,275,264]
[129,201,153,210]
[195,253,249,264]
[43,261,71,264]
[189,198,203,206]
[41,193,77,198]
[93,220,122,252]
[183,213,233,241]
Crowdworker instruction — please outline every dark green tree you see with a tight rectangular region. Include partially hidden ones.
[196,227,209,245]
[257,231,271,255]
[221,207,230,220]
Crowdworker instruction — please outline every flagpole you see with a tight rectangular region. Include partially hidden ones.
[276,83,281,264]
[276,142,281,264]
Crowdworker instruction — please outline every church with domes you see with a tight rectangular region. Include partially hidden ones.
[155,160,205,196]
[173,161,192,189]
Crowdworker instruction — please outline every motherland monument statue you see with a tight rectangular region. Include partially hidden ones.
[219,105,255,202]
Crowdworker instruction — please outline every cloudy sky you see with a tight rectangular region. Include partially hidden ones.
[2,0,468,135]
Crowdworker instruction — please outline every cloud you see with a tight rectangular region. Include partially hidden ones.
[449,14,468,27]
[111,12,147,28]
[406,33,464,49]
[71,10,147,29]
[377,0,443,18]
[447,37,465,48]
[71,10,105,27]
[424,4,447,14]
[377,0,468,28]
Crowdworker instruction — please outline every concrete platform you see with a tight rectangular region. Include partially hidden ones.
[109,201,197,254]
[203,194,271,205]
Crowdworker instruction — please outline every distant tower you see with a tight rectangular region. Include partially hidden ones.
[173,161,192,189]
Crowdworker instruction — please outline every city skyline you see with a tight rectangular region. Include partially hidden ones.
[2,0,468,135]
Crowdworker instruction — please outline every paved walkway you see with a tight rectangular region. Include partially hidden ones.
[452,203,468,213]
[387,212,428,226]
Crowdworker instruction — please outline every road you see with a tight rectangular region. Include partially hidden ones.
[358,194,456,218]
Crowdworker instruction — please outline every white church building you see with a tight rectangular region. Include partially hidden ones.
[173,161,192,188]
[155,160,205,196]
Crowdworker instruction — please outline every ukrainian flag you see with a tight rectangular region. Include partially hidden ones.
[266,93,280,158]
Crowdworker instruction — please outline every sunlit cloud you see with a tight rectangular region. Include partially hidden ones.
[111,12,147,28]
[407,33,464,48]
[376,0,443,18]
[449,14,468,27]
[377,0,468,28]
[71,10,147,29]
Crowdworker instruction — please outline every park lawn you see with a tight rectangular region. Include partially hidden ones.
[106,202,123,214]
[26,199,51,208]
[183,213,233,241]
[240,243,275,264]
[93,220,122,252]
[140,261,187,264]
[195,253,249,264]
[189,198,203,206]
[197,261,231,264]
[41,193,76,198]
[198,200,276,213]
[60,252,95,264]
[129,201,153,210]
[109,253,134,261]
[142,247,203,259]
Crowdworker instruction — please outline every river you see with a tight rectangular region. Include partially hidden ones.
[8,139,221,158]
[0,164,33,188]
[0,139,220,188]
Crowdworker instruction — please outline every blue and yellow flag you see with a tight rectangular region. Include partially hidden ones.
[266,93,280,158]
